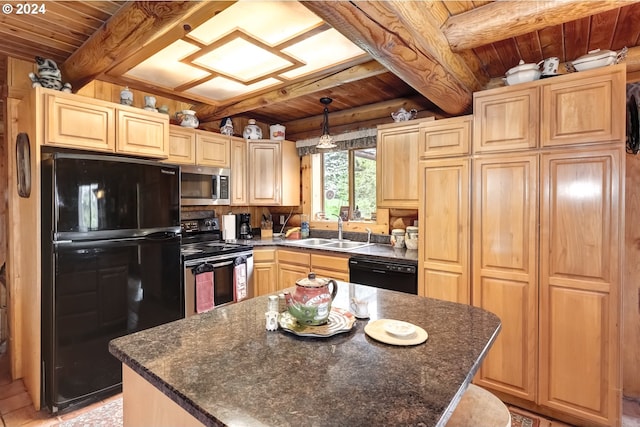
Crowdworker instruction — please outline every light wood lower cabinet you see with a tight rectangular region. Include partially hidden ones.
[310,253,350,282]
[538,147,622,425]
[253,248,277,297]
[418,158,470,304]
[472,154,538,402]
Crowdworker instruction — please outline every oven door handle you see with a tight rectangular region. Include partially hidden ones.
[192,260,234,275]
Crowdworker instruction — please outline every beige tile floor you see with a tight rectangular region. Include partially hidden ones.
[0,345,638,426]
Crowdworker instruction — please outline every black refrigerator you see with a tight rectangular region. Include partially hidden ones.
[41,150,183,413]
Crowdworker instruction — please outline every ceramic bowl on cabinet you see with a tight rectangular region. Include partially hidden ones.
[504,60,541,85]
[571,49,618,71]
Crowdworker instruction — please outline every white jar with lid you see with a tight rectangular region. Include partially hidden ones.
[390,229,406,248]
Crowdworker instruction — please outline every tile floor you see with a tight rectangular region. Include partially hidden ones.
[0,345,639,426]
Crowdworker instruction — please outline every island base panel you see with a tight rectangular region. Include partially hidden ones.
[123,365,204,427]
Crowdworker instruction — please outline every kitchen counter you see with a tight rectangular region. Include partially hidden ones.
[235,237,419,262]
[110,283,501,426]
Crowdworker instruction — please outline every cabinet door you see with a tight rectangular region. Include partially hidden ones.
[539,147,622,425]
[196,132,230,167]
[419,115,471,158]
[230,137,248,205]
[473,87,538,153]
[541,67,625,148]
[376,121,422,208]
[249,142,281,205]
[472,154,538,401]
[418,158,470,303]
[254,249,277,296]
[45,92,115,151]
[277,250,310,290]
[117,109,168,158]
[166,126,196,164]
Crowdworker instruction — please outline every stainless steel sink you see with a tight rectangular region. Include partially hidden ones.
[288,238,334,247]
[286,238,371,251]
[322,241,371,250]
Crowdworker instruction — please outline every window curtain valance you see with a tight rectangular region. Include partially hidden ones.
[295,128,377,156]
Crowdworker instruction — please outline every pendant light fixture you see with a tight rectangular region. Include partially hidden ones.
[317,97,336,149]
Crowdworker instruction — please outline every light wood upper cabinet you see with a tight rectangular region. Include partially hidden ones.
[248,140,300,206]
[377,118,434,208]
[540,66,625,147]
[539,147,622,425]
[196,131,230,167]
[418,157,470,304]
[419,115,471,158]
[473,87,538,153]
[472,154,538,402]
[116,109,168,158]
[44,91,115,152]
[42,88,169,158]
[230,137,248,206]
[167,126,196,164]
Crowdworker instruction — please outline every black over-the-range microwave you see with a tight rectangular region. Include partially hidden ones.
[180,165,230,205]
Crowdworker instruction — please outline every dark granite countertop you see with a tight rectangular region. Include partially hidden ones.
[110,283,501,427]
[235,237,419,263]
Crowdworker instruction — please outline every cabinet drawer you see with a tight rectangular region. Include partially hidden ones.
[278,249,310,266]
[310,253,349,272]
[254,248,276,262]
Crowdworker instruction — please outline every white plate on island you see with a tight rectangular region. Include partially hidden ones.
[364,319,428,346]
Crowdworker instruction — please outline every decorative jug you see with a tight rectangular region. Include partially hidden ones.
[284,273,338,325]
[391,108,417,122]
[177,110,199,128]
[243,119,263,139]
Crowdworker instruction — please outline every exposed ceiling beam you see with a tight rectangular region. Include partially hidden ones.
[194,60,388,122]
[302,1,475,116]
[61,1,233,90]
[443,0,640,52]
[284,95,436,138]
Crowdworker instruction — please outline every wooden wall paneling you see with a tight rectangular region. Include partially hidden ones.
[624,153,640,397]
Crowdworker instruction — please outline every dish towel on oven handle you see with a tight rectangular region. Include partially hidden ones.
[192,263,215,313]
[234,256,248,302]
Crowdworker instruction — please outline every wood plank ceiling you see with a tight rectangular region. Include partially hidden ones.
[1,0,640,141]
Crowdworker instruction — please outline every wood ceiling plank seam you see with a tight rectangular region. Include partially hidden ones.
[0,14,89,48]
[514,31,544,64]
[563,16,592,62]
[610,3,640,49]
[35,5,105,37]
[472,44,505,79]
[45,1,113,30]
[538,25,566,62]
[53,0,124,23]
[492,38,523,73]
[587,9,619,52]
[0,37,68,65]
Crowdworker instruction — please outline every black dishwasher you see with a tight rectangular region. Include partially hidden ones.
[349,256,418,294]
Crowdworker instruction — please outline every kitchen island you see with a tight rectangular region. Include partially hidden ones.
[109,283,501,427]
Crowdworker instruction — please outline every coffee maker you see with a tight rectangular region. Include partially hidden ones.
[236,213,252,239]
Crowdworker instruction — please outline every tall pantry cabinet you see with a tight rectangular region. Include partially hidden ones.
[419,64,625,427]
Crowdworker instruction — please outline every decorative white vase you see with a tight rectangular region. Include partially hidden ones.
[243,119,262,139]
[178,110,199,128]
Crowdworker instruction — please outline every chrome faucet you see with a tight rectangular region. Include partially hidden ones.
[366,227,372,244]
[334,214,343,240]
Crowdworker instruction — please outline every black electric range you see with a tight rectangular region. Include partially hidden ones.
[181,218,253,262]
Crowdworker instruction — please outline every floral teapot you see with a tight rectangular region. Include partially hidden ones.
[176,110,199,128]
[391,107,417,122]
[284,273,338,325]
